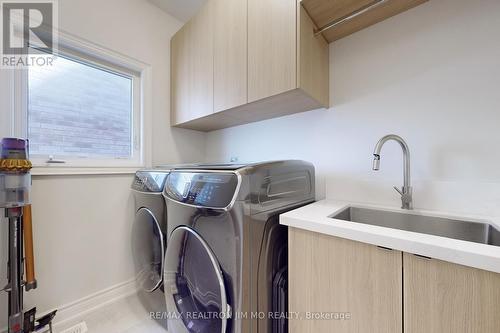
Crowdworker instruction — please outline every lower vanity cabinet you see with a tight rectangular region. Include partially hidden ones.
[288,228,403,333]
[289,228,500,333]
[404,253,500,333]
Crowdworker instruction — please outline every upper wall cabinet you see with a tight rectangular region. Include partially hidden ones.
[170,0,428,131]
[213,0,247,113]
[171,0,329,131]
[171,2,214,125]
[247,0,297,102]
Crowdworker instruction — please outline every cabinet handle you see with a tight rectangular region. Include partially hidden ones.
[413,254,432,260]
[377,246,394,252]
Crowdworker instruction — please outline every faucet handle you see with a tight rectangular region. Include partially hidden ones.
[394,186,413,209]
[393,186,403,196]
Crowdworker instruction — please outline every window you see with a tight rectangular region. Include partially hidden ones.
[8,34,151,172]
[28,53,135,160]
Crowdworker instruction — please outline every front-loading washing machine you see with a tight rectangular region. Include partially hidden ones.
[131,168,172,328]
[163,160,315,333]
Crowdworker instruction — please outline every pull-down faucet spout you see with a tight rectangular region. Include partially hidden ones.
[373,134,413,210]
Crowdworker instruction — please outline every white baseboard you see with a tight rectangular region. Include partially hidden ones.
[1,278,138,333]
[52,278,139,329]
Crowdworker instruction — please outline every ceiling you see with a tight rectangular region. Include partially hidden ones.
[148,0,207,22]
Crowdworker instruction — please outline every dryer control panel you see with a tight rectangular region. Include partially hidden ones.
[164,172,239,209]
[132,171,169,193]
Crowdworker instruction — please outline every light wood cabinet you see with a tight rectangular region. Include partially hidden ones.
[298,5,329,107]
[248,0,297,102]
[171,0,329,131]
[171,1,213,125]
[213,0,247,113]
[404,253,500,333]
[170,24,189,125]
[289,228,500,333]
[289,228,403,333]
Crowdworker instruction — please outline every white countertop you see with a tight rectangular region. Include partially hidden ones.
[280,200,500,274]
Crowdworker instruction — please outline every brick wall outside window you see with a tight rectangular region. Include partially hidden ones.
[28,55,133,158]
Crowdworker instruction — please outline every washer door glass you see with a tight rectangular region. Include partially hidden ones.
[132,208,165,292]
[164,226,230,333]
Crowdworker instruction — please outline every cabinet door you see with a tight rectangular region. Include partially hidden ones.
[171,25,189,125]
[213,0,247,112]
[289,228,403,333]
[404,253,500,333]
[248,0,297,103]
[171,2,214,125]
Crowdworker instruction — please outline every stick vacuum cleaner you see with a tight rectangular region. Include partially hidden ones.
[0,138,56,333]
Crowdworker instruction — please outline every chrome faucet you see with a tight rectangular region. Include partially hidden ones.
[372,134,413,210]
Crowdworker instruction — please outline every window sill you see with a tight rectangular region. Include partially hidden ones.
[31,166,142,176]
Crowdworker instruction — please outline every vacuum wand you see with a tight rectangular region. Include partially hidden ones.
[5,207,24,333]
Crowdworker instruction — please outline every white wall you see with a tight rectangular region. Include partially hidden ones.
[0,0,206,328]
[206,0,500,218]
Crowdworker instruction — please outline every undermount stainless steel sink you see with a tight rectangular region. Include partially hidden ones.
[332,206,500,247]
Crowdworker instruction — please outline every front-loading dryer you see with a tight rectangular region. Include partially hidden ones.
[131,168,172,328]
[163,161,315,333]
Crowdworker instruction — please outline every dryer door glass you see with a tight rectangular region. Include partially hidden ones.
[164,226,230,333]
[132,208,165,292]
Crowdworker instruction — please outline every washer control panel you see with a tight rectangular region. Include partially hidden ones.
[164,172,239,208]
[132,171,169,193]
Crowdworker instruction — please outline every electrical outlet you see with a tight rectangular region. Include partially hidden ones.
[59,322,88,333]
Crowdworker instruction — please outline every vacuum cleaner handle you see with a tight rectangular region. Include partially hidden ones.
[23,205,37,291]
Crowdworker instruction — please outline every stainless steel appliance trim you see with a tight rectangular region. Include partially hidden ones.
[132,170,171,193]
[131,189,165,195]
[167,226,230,331]
[265,175,309,198]
[134,207,165,293]
[163,170,243,211]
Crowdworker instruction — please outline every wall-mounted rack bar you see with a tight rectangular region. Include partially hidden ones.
[301,0,429,43]
[314,0,388,36]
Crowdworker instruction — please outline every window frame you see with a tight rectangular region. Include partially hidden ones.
[7,30,152,175]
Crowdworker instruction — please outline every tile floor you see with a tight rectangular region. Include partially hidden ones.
[56,294,167,333]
